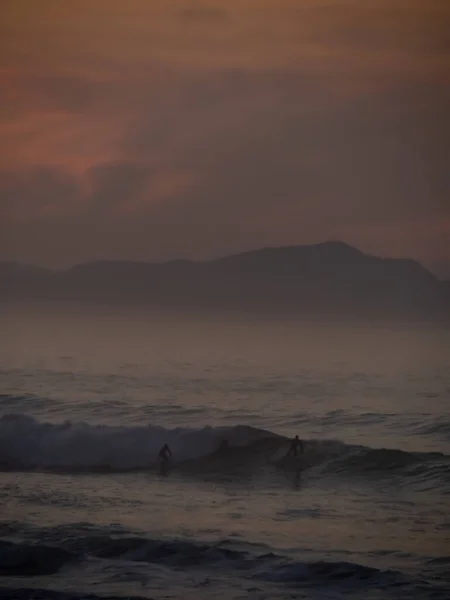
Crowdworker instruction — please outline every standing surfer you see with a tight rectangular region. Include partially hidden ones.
[158,443,172,464]
[287,435,303,457]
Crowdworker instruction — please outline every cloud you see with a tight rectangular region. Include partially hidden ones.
[125,74,449,221]
[0,166,81,221]
[1,69,448,267]
[86,162,150,215]
[178,6,228,23]
[1,0,449,271]
[1,71,107,118]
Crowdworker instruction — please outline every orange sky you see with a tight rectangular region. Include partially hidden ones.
[1,0,449,274]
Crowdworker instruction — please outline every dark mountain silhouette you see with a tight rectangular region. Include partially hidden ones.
[1,242,448,319]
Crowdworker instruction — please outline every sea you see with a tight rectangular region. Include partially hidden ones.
[1,310,449,600]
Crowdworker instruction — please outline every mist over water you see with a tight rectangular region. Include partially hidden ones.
[1,310,449,599]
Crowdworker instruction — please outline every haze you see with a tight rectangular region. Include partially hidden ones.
[1,0,449,276]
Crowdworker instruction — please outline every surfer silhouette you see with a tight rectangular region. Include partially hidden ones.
[158,444,172,463]
[287,435,303,457]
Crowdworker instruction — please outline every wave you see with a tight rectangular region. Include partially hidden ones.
[0,414,449,488]
[0,590,146,600]
[417,420,450,439]
[1,518,450,597]
[0,540,75,577]
[0,535,406,588]
[0,413,281,471]
[0,393,54,410]
[3,527,449,598]
[301,439,450,490]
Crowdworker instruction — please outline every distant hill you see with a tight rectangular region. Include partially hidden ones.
[1,242,448,320]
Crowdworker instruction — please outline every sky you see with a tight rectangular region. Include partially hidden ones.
[1,0,449,275]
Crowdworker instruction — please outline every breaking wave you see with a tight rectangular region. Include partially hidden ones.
[0,414,449,490]
[0,413,281,471]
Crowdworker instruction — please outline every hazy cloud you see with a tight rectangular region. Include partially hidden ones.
[0,166,81,220]
[87,162,151,216]
[179,6,228,23]
[1,0,449,272]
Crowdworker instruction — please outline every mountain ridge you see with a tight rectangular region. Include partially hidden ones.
[1,241,448,320]
[0,241,437,277]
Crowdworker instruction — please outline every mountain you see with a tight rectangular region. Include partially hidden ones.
[1,242,448,320]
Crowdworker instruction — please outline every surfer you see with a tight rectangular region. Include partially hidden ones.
[287,435,303,457]
[158,443,172,463]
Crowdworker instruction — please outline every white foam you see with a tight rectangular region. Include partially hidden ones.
[0,414,272,470]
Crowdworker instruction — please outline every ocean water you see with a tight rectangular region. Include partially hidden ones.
[1,312,449,600]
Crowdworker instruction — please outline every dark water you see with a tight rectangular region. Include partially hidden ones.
[1,314,449,599]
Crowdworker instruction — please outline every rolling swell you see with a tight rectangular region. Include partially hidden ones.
[1,523,448,598]
[0,540,75,576]
[0,533,408,588]
[0,414,449,489]
[0,590,147,600]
